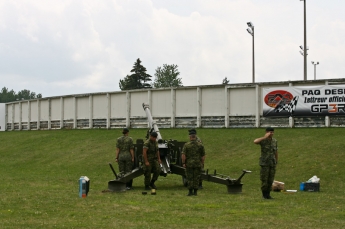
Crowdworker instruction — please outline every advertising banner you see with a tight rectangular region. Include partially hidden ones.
[263,85,345,117]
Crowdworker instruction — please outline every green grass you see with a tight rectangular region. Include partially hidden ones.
[1,128,345,229]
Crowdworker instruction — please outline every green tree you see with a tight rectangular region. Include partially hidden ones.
[0,87,42,103]
[119,58,152,90]
[153,64,183,88]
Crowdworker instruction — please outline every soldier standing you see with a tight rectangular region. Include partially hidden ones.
[142,132,161,190]
[115,128,134,190]
[182,129,206,196]
[254,127,278,199]
[189,129,204,189]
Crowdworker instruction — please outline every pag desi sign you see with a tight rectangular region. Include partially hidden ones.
[263,85,345,117]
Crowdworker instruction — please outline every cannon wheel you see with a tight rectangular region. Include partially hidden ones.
[182,176,188,187]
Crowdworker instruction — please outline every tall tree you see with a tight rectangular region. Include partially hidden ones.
[153,64,183,88]
[119,58,152,90]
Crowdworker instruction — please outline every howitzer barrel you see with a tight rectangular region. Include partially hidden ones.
[142,103,163,141]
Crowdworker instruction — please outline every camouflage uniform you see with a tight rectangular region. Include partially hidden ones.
[182,140,205,189]
[116,136,134,174]
[195,136,204,188]
[143,139,161,186]
[258,138,278,192]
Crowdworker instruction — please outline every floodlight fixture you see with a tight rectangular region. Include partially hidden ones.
[247,22,254,28]
[311,61,320,80]
[247,28,253,35]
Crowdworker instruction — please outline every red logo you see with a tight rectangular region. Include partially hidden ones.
[264,90,294,108]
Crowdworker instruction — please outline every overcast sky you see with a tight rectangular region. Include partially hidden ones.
[1,0,345,98]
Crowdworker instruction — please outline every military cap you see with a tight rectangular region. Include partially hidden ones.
[122,128,129,133]
[150,132,158,137]
[266,127,274,132]
[188,129,196,135]
[188,128,197,134]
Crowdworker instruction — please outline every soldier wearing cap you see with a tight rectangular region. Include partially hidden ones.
[142,132,162,190]
[182,129,206,196]
[115,128,134,190]
[254,127,278,199]
[188,129,204,189]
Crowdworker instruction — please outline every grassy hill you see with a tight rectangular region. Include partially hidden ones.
[1,128,344,228]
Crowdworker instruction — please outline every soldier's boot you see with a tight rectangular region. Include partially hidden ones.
[193,189,198,196]
[187,189,194,196]
[266,191,274,199]
[199,181,203,189]
[145,185,150,190]
[262,191,268,199]
[150,179,157,189]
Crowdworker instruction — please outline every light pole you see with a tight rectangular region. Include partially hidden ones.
[311,61,319,80]
[246,22,255,83]
[300,0,307,80]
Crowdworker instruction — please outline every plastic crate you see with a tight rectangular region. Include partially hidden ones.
[304,182,320,192]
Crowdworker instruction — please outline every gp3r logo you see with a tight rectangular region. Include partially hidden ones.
[311,104,345,113]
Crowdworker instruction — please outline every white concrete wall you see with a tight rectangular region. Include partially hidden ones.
[4,79,345,130]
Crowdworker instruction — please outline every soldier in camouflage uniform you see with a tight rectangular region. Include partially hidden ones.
[189,129,204,189]
[142,132,162,190]
[115,128,134,190]
[254,127,278,199]
[182,129,206,196]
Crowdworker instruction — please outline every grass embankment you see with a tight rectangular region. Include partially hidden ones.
[0,128,344,228]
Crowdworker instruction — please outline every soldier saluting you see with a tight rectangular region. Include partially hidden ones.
[254,127,278,199]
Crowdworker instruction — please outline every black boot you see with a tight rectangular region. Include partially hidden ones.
[262,191,268,199]
[187,189,193,196]
[150,179,157,189]
[266,191,274,199]
[199,181,203,189]
[194,189,198,196]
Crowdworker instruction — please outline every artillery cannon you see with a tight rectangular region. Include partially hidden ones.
[108,103,251,193]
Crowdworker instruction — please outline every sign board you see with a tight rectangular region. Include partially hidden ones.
[263,85,345,117]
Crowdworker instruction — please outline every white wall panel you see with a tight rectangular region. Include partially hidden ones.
[30,101,38,122]
[77,97,89,119]
[63,97,74,120]
[0,104,5,131]
[14,103,20,122]
[131,91,148,116]
[229,88,256,116]
[22,102,28,122]
[201,87,225,116]
[51,98,61,120]
[40,100,49,121]
[7,104,12,122]
[93,95,107,119]
[176,89,197,116]
[111,93,126,118]
[151,90,171,117]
